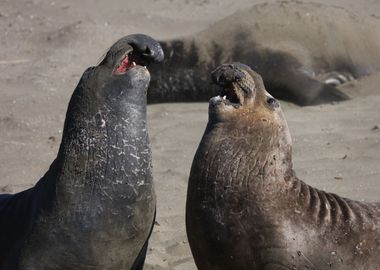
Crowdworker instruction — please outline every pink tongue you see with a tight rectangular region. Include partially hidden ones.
[115,57,131,74]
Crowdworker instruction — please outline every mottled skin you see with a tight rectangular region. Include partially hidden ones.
[0,34,164,270]
[186,63,380,269]
[149,1,380,106]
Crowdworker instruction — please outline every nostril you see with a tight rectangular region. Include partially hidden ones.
[139,44,164,63]
[128,43,163,64]
[143,47,152,56]
[212,66,245,86]
[141,47,155,62]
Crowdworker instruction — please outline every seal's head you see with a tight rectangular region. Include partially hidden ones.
[206,63,293,177]
[72,34,164,112]
[60,33,164,145]
[210,63,280,124]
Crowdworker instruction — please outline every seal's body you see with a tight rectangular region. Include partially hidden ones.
[149,2,380,105]
[186,63,380,269]
[0,34,164,270]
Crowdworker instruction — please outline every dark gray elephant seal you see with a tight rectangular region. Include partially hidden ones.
[186,63,380,269]
[0,34,164,270]
[149,1,380,105]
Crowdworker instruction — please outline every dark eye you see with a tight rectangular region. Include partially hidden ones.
[267,97,278,107]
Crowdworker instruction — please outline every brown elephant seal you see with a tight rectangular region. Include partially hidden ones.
[148,1,380,105]
[186,62,380,269]
[0,34,164,270]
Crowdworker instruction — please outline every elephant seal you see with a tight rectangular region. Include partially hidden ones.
[186,63,380,269]
[0,34,164,270]
[149,1,380,105]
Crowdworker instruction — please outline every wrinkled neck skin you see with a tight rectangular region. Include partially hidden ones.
[199,112,294,202]
[56,66,151,219]
[187,108,296,268]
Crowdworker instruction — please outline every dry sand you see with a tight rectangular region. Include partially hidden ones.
[1,0,380,269]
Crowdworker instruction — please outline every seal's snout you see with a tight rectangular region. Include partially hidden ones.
[126,34,164,64]
[103,34,164,75]
[211,64,245,86]
[210,63,255,108]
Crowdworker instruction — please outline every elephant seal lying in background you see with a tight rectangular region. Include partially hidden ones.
[148,1,380,105]
[186,62,380,269]
[0,34,164,270]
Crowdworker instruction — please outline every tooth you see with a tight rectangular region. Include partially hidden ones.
[132,61,136,66]
[223,95,227,100]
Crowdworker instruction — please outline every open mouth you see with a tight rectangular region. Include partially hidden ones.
[211,64,255,109]
[114,51,147,75]
[219,83,244,108]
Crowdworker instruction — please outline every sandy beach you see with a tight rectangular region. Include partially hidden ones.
[1,0,380,269]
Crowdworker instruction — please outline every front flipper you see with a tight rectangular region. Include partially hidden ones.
[0,189,37,269]
[265,68,349,106]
